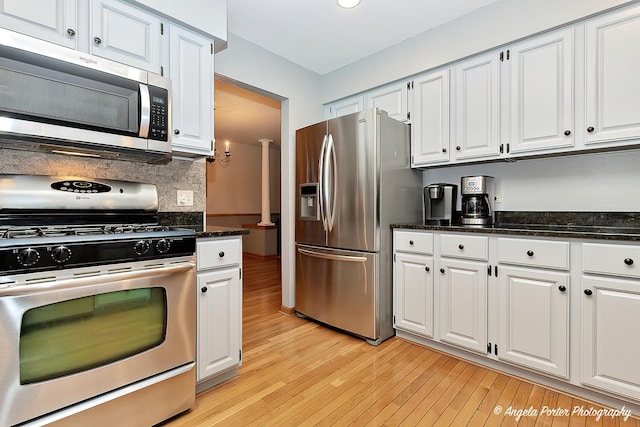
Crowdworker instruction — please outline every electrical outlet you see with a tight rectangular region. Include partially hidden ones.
[494,193,503,204]
[177,190,193,207]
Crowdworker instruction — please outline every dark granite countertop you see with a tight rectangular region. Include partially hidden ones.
[392,212,640,242]
[197,225,250,239]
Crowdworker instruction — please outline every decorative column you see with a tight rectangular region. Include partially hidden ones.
[257,138,275,226]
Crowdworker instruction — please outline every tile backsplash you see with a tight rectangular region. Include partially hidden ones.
[0,149,206,212]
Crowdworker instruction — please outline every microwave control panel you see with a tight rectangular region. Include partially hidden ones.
[148,86,169,142]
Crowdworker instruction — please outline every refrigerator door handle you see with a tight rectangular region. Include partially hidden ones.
[297,247,367,263]
[327,134,338,232]
[318,134,328,231]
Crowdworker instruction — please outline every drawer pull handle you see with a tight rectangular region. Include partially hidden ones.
[219,251,225,258]
[587,126,595,133]
[584,289,593,296]
[440,268,445,274]
[458,244,464,250]
[526,250,534,257]
[409,240,414,245]
[425,266,430,272]
[624,258,634,266]
[558,285,566,292]
[201,287,208,293]
[564,130,571,136]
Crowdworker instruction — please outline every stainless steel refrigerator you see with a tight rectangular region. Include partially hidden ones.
[295,108,422,345]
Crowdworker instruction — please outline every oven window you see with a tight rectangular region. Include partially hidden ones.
[19,288,167,384]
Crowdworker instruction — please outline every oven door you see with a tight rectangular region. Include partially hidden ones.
[0,259,196,427]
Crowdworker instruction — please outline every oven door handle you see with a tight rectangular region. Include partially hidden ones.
[0,261,195,296]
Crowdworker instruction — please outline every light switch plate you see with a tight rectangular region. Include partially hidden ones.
[177,190,194,206]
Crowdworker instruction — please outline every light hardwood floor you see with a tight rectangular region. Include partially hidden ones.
[161,255,638,426]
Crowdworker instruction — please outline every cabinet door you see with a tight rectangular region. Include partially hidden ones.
[0,0,77,49]
[585,6,640,145]
[394,252,434,338]
[90,0,162,72]
[439,258,487,354]
[326,96,364,119]
[170,25,214,155]
[410,69,450,166]
[497,266,569,378]
[197,268,241,382]
[365,82,409,122]
[507,28,574,155]
[582,275,640,400]
[453,51,500,161]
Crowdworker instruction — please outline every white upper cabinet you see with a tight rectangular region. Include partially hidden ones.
[585,5,640,146]
[90,0,163,73]
[325,95,363,119]
[452,51,501,161]
[364,81,409,122]
[410,69,450,166]
[0,0,78,49]
[169,24,214,156]
[506,28,574,155]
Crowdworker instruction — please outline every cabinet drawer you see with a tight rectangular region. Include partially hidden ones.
[440,234,488,261]
[197,238,241,270]
[498,238,569,270]
[583,243,640,278]
[394,230,433,255]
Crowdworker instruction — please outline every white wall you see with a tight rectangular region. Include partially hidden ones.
[215,33,323,308]
[321,0,633,103]
[424,149,640,212]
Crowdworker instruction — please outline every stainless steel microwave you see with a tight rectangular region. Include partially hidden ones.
[0,28,172,163]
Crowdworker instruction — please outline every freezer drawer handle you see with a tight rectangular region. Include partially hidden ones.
[297,247,367,263]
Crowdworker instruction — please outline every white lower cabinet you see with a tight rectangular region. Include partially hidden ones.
[581,243,640,401]
[439,258,487,354]
[393,228,640,409]
[497,266,569,378]
[196,237,242,386]
[393,252,434,338]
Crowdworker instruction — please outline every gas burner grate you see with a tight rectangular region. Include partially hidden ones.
[0,225,171,239]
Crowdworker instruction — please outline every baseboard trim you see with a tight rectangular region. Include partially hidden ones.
[279,305,295,316]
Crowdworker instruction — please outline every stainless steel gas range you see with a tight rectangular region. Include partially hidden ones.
[0,175,196,427]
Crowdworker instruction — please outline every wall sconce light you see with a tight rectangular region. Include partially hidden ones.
[206,140,231,166]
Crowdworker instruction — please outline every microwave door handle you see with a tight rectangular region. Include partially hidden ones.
[139,83,151,138]
[318,134,328,231]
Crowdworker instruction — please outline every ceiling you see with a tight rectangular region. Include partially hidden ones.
[215,0,501,149]
[227,0,500,75]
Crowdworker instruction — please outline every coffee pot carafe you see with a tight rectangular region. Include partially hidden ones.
[460,176,494,227]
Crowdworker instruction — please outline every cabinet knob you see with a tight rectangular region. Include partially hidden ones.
[564,130,571,136]
[458,244,464,250]
[219,251,225,258]
[584,289,593,296]
[442,148,447,153]
[409,240,414,245]
[174,129,181,135]
[67,28,76,37]
[456,146,461,151]
[425,266,430,272]
[526,250,534,257]
[440,268,445,274]
[624,258,634,266]
[93,36,102,46]
[201,287,208,293]
[558,285,567,292]
[587,126,595,133]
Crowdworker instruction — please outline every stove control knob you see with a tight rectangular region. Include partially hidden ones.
[156,239,171,254]
[134,240,150,256]
[51,246,72,264]
[18,248,40,267]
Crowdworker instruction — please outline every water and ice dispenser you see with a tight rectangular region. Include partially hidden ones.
[299,183,319,220]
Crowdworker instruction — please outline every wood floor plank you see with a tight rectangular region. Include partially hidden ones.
[159,256,637,426]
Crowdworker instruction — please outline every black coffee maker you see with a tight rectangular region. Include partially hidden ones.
[460,176,494,227]
[423,183,457,225]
